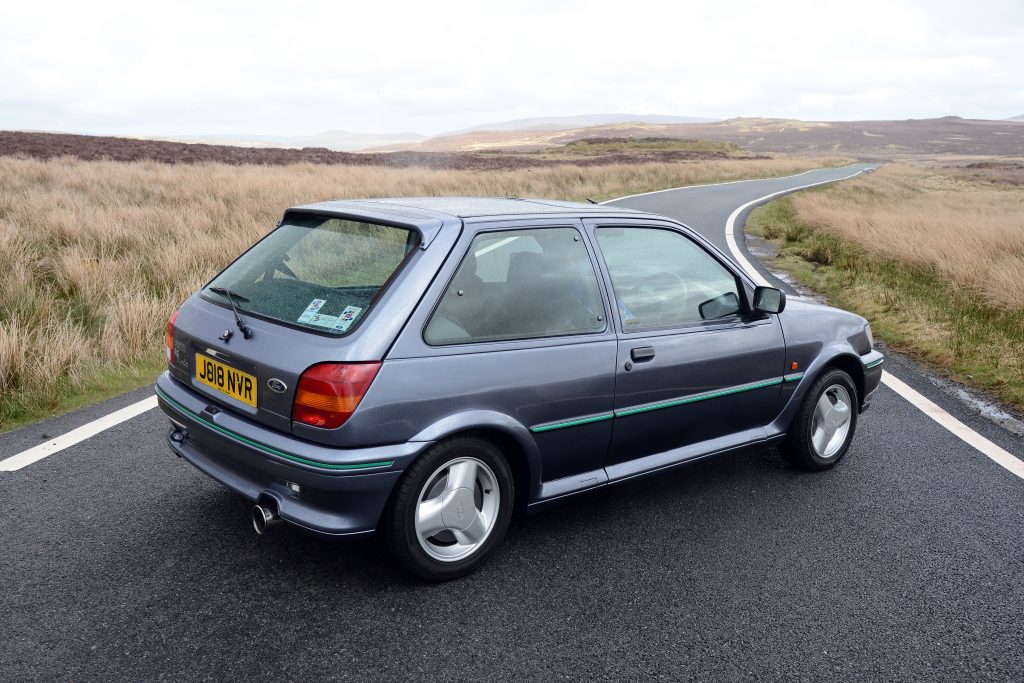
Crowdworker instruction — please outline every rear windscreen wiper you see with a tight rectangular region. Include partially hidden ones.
[208,287,254,339]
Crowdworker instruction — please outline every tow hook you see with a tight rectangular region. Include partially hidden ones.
[169,428,187,453]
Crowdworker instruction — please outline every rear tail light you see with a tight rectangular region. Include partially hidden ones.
[166,309,179,363]
[292,362,381,429]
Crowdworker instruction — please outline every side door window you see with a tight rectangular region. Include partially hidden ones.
[595,227,742,331]
[424,227,606,345]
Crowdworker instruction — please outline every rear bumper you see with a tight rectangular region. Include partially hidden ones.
[860,350,885,413]
[155,372,428,537]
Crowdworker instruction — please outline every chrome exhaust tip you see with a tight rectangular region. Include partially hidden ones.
[252,504,280,535]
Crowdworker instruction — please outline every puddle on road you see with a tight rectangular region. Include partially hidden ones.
[929,378,1024,438]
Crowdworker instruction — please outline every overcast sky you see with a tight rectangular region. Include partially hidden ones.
[2,0,1022,137]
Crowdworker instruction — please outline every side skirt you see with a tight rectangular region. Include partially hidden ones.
[527,427,785,513]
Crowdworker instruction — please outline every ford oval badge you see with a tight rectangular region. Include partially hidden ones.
[267,378,288,393]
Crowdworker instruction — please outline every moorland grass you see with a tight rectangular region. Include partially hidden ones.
[747,162,1024,412]
[0,154,842,430]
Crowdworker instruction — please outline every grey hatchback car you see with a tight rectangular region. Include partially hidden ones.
[156,197,883,580]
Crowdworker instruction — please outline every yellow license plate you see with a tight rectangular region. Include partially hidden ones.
[195,353,257,407]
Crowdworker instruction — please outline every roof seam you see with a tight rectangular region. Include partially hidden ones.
[291,197,644,219]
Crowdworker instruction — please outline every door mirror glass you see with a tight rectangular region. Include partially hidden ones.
[698,291,740,319]
[753,286,786,314]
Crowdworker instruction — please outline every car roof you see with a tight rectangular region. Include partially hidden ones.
[290,196,645,220]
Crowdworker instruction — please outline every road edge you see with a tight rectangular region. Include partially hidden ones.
[724,176,1024,480]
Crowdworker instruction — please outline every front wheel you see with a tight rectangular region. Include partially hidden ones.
[383,436,514,581]
[781,368,858,471]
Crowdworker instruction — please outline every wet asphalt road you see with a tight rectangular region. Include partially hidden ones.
[2,165,1023,681]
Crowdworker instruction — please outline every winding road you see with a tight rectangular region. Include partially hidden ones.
[2,165,1022,681]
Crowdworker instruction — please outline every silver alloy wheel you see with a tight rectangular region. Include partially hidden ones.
[811,384,853,458]
[414,457,500,563]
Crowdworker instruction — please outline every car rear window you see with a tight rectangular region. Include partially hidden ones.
[203,213,418,335]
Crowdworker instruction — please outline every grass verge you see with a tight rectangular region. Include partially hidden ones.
[746,164,1024,413]
[0,358,166,434]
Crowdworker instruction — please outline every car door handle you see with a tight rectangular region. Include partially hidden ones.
[630,346,656,362]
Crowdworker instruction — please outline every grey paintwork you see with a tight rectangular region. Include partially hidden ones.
[156,195,882,535]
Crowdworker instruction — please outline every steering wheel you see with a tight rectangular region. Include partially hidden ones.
[274,260,300,280]
[634,271,689,305]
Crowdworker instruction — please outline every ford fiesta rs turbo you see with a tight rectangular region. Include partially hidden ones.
[156,197,883,581]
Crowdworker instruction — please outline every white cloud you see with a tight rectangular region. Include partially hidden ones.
[1,0,1022,136]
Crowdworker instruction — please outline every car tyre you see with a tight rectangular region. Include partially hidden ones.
[781,368,858,471]
[383,436,514,581]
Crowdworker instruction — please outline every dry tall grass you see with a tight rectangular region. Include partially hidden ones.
[750,160,1024,410]
[0,154,839,427]
[790,164,1024,311]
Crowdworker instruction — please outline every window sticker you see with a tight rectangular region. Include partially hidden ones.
[332,306,363,332]
[307,313,340,329]
[297,299,327,323]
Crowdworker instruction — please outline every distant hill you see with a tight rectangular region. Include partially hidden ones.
[0,130,738,169]
[373,116,1024,156]
[0,130,531,169]
[447,113,718,134]
[1008,115,1024,122]
[157,115,718,151]
[11,115,1024,161]
[147,130,427,152]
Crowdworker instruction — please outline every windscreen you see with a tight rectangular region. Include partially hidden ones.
[203,213,418,335]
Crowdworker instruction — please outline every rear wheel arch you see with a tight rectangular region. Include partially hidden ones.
[408,413,542,510]
[450,428,532,511]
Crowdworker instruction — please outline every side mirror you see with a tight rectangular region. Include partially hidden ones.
[753,286,786,314]
[698,291,740,319]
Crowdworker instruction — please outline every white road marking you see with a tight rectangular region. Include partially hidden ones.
[601,168,817,204]
[880,372,1024,480]
[0,396,158,472]
[720,171,1024,480]
[723,168,868,280]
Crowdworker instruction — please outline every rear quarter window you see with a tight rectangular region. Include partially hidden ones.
[424,227,606,345]
[203,213,418,335]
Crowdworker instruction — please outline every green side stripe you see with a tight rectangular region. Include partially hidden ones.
[531,376,791,430]
[614,377,784,418]
[865,358,884,369]
[155,387,393,471]
[530,412,614,433]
